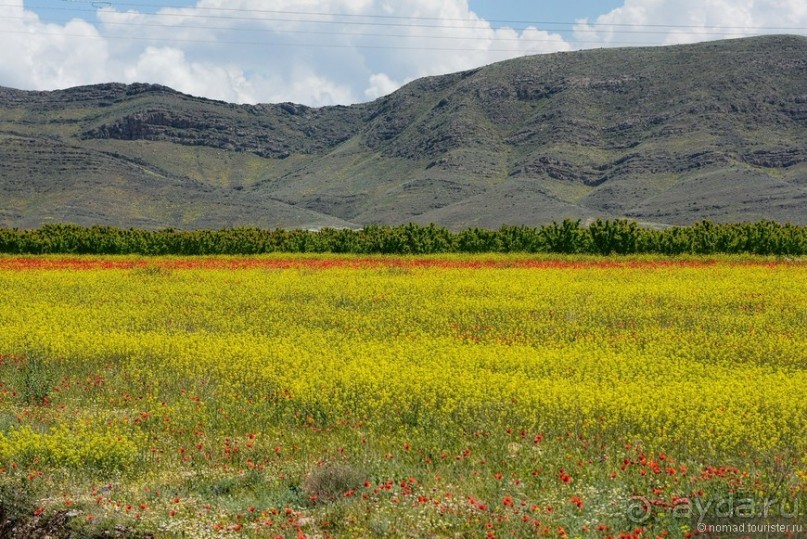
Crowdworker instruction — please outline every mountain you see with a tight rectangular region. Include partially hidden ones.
[1,35,805,230]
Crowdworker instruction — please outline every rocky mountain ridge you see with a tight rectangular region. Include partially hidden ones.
[1,35,805,229]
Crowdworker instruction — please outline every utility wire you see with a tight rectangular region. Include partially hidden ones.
[3,2,806,32]
[0,14,786,41]
[0,26,801,53]
[0,28,641,50]
[0,2,802,53]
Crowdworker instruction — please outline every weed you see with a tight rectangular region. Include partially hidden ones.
[18,354,54,406]
[303,462,367,505]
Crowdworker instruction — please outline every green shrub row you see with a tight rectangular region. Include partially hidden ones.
[0,219,804,255]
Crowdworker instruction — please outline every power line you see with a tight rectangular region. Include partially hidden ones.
[0,27,626,51]
[79,1,807,31]
[0,2,803,54]
[0,26,801,53]
[1,13,788,42]
[5,2,807,33]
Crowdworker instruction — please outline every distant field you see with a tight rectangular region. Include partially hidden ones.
[0,256,804,538]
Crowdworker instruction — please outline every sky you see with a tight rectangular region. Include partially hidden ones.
[1,0,805,106]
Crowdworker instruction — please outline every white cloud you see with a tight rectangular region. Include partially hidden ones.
[0,0,109,90]
[365,73,401,100]
[573,0,807,47]
[252,68,356,106]
[103,0,574,105]
[123,46,256,103]
[1,0,803,106]
[0,0,572,105]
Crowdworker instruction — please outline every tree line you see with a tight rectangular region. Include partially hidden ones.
[0,220,804,256]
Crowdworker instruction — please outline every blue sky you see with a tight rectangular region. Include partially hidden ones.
[1,0,804,105]
[27,1,625,28]
[474,1,623,27]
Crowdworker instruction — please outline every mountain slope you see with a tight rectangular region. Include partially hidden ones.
[1,35,805,229]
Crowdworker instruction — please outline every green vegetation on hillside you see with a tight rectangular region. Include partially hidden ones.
[1,35,805,229]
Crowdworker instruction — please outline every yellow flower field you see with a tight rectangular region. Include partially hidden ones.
[0,255,804,538]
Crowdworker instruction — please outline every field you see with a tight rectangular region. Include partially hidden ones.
[0,255,804,538]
